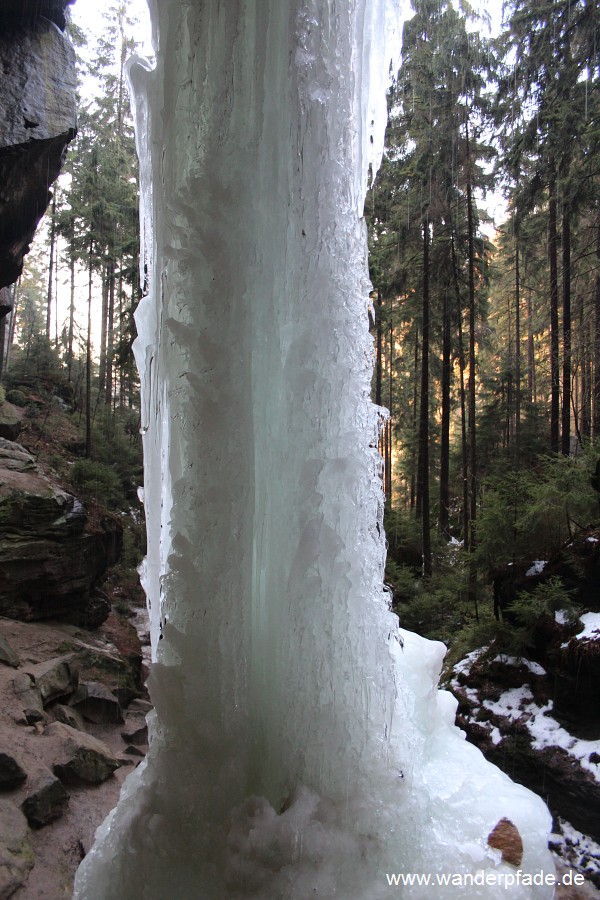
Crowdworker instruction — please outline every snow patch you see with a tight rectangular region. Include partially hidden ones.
[575,612,600,641]
[525,560,547,577]
[493,655,546,676]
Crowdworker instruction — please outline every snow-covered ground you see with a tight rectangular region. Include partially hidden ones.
[450,616,600,888]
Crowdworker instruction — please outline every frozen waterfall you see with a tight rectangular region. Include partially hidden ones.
[73,0,554,897]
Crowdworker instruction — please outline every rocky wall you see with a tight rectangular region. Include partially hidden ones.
[0,0,77,293]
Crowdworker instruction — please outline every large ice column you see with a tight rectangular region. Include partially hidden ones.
[74,1,554,897]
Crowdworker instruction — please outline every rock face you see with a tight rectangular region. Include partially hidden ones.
[0,438,122,625]
[0,1,76,291]
[0,1,75,31]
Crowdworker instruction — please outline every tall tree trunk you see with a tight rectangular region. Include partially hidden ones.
[410,327,419,511]
[106,262,115,406]
[527,287,535,404]
[6,279,19,373]
[386,317,393,503]
[561,205,572,455]
[549,174,560,452]
[466,123,477,552]
[594,218,600,438]
[98,266,109,397]
[67,244,75,382]
[417,220,431,576]
[466,119,478,618]
[85,242,93,459]
[439,285,451,538]
[46,193,56,340]
[514,236,521,454]
[506,287,512,448]
[0,296,8,381]
[375,288,383,407]
[451,233,469,543]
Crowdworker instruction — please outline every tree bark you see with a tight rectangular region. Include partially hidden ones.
[514,235,521,454]
[46,193,56,341]
[85,241,93,459]
[451,233,469,543]
[106,261,115,405]
[439,283,451,538]
[67,242,75,382]
[375,288,383,407]
[594,219,600,438]
[526,287,535,404]
[561,205,571,455]
[549,175,560,452]
[386,317,393,503]
[417,220,431,576]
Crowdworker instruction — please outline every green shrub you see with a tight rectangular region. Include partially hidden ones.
[509,576,577,629]
[5,389,26,406]
[0,385,4,403]
[70,459,125,509]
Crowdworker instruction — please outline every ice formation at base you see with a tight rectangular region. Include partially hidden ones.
[73,0,554,897]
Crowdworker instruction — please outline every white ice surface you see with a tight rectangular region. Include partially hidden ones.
[73,1,553,897]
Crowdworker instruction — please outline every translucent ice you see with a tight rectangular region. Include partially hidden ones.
[74,1,554,897]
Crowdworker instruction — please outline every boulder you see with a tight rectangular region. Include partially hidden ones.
[0,405,22,442]
[128,698,153,714]
[68,681,123,724]
[0,800,33,899]
[120,713,148,747]
[46,722,121,785]
[0,754,26,791]
[123,745,145,758]
[0,636,19,669]
[0,439,34,473]
[23,654,78,706]
[20,769,69,827]
[52,703,86,732]
[11,673,43,718]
